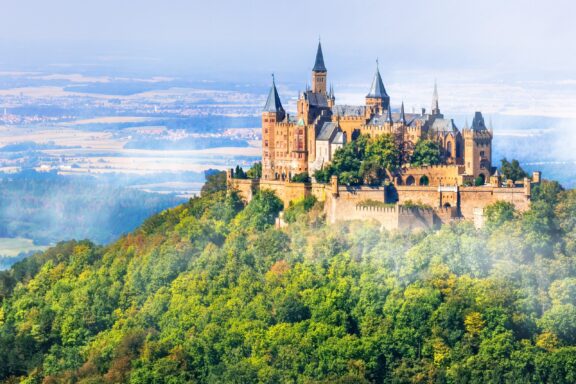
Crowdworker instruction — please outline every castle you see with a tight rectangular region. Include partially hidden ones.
[229,41,541,230]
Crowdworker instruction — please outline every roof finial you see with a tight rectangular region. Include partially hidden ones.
[376,57,379,68]
[272,73,275,84]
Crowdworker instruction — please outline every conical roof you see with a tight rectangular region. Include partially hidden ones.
[313,41,327,72]
[397,102,406,124]
[366,64,389,99]
[263,75,285,113]
[386,106,393,123]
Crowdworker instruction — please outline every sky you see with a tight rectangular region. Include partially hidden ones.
[1,0,575,80]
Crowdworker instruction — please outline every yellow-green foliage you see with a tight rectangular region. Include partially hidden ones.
[0,187,575,383]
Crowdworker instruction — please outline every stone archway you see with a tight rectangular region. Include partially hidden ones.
[406,175,415,186]
[419,175,429,186]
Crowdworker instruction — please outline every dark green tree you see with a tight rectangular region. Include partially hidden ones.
[500,158,527,182]
[410,139,441,167]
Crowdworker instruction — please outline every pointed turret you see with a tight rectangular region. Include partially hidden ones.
[311,40,328,94]
[263,74,285,114]
[313,41,327,72]
[431,81,441,116]
[386,106,393,124]
[397,102,406,125]
[365,60,390,111]
[471,111,487,131]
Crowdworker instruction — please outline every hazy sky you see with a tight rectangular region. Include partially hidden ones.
[1,0,575,80]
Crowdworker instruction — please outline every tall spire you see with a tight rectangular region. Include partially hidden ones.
[366,60,389,99]
[386,105,393,124]
[313,40,327,72]
[431,80,440,115]
[397,102,406,125]
[263,73,285,113]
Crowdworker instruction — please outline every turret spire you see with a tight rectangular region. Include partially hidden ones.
[366,60,390,110]
[431,80,440,115]
[263,73,285,113]
[313,41,327,72]
[398,101,406,125]
[386,105,393,124]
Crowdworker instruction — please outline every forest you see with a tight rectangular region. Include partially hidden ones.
[0,173,575,383]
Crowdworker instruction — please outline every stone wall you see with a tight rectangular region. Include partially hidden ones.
[328,204,435,231]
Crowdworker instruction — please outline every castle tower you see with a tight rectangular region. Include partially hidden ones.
[463,111,493,183]
[262,74,286,180]
[311,41,327,95]
[365,60,390,114]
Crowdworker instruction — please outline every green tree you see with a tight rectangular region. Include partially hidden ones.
[247,161,262,179]
[291,172,310,183]
[484,201,516,228]
[201,171,227,195]
[410,139,442,167]
[500,158,527,182]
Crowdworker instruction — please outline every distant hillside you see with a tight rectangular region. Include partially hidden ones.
[0,171,186,247]
[0,180,575,383]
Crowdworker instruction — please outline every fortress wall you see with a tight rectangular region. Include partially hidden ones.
[458,187,530,219]
[229,178,259,202]
[336,186,387,202]
[397,207,435,231]
[395,186,440,207]
[400,165,464,186]
[231,178,330,208]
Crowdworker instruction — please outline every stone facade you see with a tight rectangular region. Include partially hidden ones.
[261,41,493,185]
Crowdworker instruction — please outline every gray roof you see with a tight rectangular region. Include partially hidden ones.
[333,131,345,145]
[471,111,487,130]
[304,90,329,107]
[431,118,458,133]
[313,42,327,72]
[317,122,339,141]
[366,67,389,99]
[397,102,406,124]
[332,104,366,117]
[263,78,285,113]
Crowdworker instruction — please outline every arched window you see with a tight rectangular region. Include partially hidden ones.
[444,202,451,208]
[419,175,429,186]
[406,176,415,186]
[447,141,452,157]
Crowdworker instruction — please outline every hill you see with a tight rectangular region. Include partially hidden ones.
[0,177,575,383]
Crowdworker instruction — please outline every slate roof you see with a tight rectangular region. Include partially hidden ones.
[304,90,329,108]
[366,67,389,99]
[263,77,285,113]
[471,111,487,130]
[431,118,458,133]
[317,122,338,141]
[332,105,366,117]
[333,131,345,145]
[313,42,327,72]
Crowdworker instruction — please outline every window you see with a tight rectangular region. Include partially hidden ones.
[480,150,485,157]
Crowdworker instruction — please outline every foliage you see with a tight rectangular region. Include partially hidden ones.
[356,199,395,208]
[484,201,516,228]
[247,161,262,179]
[500,158,528,182]
[233,165,248,179]
[0,185,575,383]
[411,139,442,167]
[201,170,227,196]
[401,200,433,209]
[314,134,399,186]
[283,196,318,223]
[474,176,485,186]
[291,172,310,183]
